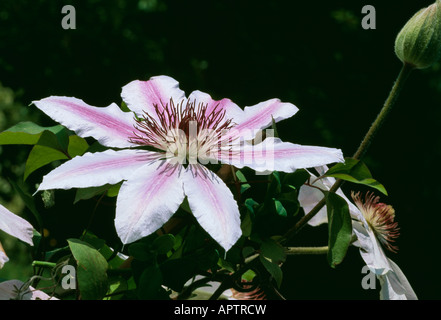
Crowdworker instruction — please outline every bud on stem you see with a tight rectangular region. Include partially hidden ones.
[395,0,441,69]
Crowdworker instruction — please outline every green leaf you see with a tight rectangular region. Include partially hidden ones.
[242,246,255,259]
[325,192,352,268]
[282,169,310,191]
[324,158,388,195]
[235,170,251,194]
[273,199,287,217]
[73,184,115,204]
[137,263,164,299]
[24,145,68,180]
[67,238,109,300]
[105,276,129,300]
[152,234,175,255]
[244,198,259,217]
[259,255,283,288]
[240,211,253,237]
[276,190,300,217]
[265,172,282,204]
[0,121,69,151]
[241,269,257,282]
[260,238,286,265]
[106,183,121,197]
[8,179,43,229]
[128,242,155,262]
[67,135,89,158]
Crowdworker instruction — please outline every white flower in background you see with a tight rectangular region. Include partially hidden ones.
[351,191,417,300]
[0,204,34,269]
[0,244,8,269]
[0,280,57,300]
[32,75,343,251]
[298,166,417,300]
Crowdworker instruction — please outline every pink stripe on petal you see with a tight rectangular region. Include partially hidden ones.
[182,164,241,251]
[37,149,157,191]
[32,97,137,148]
[222,137,344,173]
[0,205,34,246]
[121,76,186,123]
[187,90,245,125]
[115,161,185,244]
[232,99,299,139]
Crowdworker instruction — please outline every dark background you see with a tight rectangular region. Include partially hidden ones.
[0,0,440,299]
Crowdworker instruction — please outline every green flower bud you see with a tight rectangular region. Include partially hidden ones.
[395,0,441,69]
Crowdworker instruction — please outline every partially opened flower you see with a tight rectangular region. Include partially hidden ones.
[32,75,343,251]
[298,166,417,299]
[0,204,34,269]
[351,191,417,300]
[298,165,360,226]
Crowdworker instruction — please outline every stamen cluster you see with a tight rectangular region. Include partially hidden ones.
[129,98,237,163]
[351,191,400,252]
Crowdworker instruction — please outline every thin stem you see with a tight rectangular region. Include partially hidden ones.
[353,63,414,159]
[285,246,328,255]
[280,63,414,244]
[31,261,57,268]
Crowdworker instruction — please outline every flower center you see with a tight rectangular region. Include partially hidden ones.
[351,191,400,253]
[129,98,238,164]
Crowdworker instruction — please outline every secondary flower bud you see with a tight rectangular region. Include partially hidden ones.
[395,0,441,69]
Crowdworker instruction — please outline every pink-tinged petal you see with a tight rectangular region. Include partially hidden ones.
[32,97,137,148]
[298,167,362,226]
[182,164,241,251]
[0,205,34,246]
[0,249,8,269]
[222,137,344,173]
[115,161,185,244]
[0,280,58,300]
[298,184,328,227]
[37,149,156,191]
[230,99,298,140]
[187,90,245,125]
[121,76,186,122]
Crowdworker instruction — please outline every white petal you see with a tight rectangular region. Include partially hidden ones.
[0,250,8,269]
[32,97,137,148]
[37,149,156,191]
[0,280,58,300]
[298,167,361,226]
[352,221,391,275]
[0,205,34,246]
[231,99,298,140]
[378,258,417,300]
[187,90,245,124]
[121,76,186,123]
[298,184,328,226]
[224,137,344,173]
[115,160,185,244]
[182,164,241,251]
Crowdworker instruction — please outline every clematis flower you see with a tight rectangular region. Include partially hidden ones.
[298,166,417,300]
[0,204,34,269]
[32,75,343,251]
[0,280,58,300]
